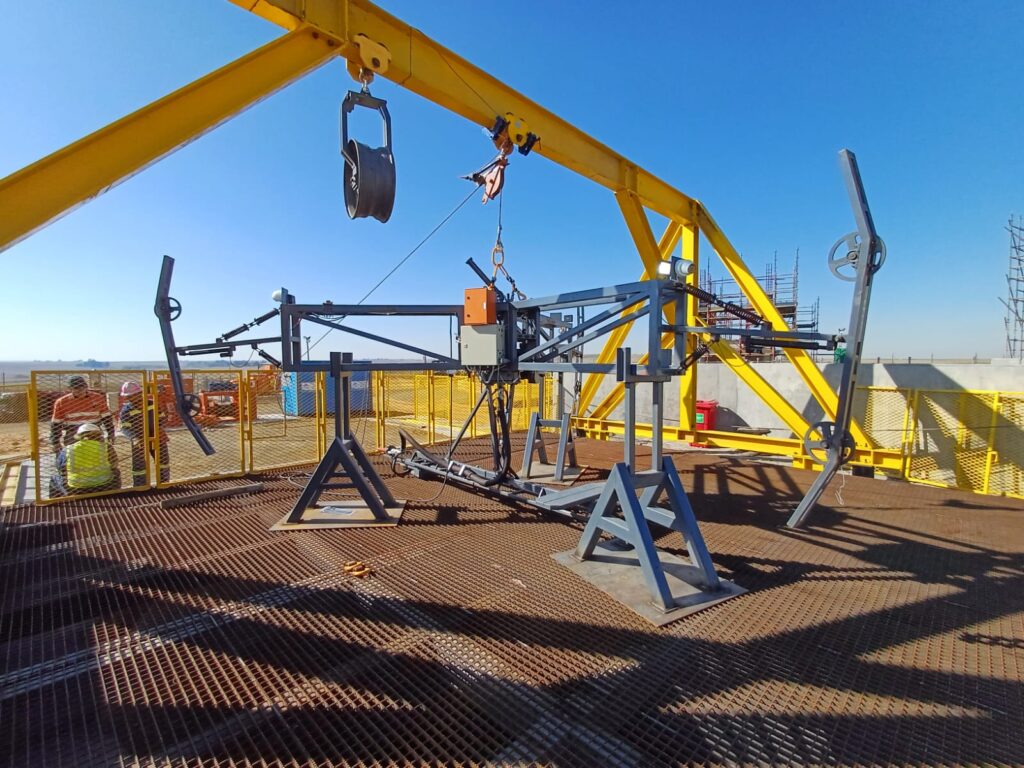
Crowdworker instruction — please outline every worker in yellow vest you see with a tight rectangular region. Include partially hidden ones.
[58,423,122,494]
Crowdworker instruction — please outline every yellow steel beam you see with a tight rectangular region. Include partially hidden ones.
[693,205,870,446]
[0,28,339,253]
[589,192,813,433]
[616,191,669,279]
[1,0,864,455]
[702,330,811,438]
[228,0,701,223]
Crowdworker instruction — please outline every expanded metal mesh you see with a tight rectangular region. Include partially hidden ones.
[18,370,1024,503]
[246,369,322,473]
[990,393,1024,498]
[376,372,428,451]
[851,387,912,452]
[0,381,31,506]
[908,390,998,494]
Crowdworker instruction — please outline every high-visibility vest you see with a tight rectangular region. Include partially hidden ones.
[66,440,113,489]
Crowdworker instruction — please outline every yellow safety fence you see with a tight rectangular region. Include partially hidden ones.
[14,369,558,506]
[9,371,1022,506]
[574,385,1024,501]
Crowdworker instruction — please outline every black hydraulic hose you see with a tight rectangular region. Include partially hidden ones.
[486,384,500,470]
[483,385,513,487]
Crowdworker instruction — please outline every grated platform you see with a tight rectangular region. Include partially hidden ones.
[2,438,1023,766]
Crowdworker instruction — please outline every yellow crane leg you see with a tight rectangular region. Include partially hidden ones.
[694,206,870,447]
[0,28,338,253]
[678,223,699,430]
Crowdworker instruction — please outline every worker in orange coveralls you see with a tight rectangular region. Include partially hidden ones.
[50,374,115,452]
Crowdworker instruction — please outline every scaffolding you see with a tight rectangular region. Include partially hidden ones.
[1002,216,1024,362]
[698,250,819,360]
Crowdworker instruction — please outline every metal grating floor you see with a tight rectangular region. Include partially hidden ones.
[2,437,1023,766]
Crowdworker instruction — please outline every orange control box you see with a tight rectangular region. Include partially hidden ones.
[464,286,497,325]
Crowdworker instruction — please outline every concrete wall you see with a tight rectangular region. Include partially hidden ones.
[587,361,1024,439]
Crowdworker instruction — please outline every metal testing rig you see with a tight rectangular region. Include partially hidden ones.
[1,0,885,619]
[152,145,883,619]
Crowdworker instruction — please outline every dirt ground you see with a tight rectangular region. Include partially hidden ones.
[0,421,31,462]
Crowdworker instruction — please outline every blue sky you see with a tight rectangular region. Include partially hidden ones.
[1,0,1021,361]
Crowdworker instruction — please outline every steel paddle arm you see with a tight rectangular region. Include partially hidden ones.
[154,255,215,456]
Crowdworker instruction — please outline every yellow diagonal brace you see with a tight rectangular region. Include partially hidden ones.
[693,205,869,446]
[589,323,811,438]
[703,334,811,438]
[589,332,672,420]
[616,191,672,281]
[576,202,681,414]
[0,28,338,253]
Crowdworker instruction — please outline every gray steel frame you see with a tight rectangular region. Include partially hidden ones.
[786,150,885,528]
[157,147,880,532]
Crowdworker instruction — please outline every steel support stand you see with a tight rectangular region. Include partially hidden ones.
[651,380,663,470]
[521,410,580,483]
[273,351,406,530]
[624,381,636,473]
[553,457,743,624]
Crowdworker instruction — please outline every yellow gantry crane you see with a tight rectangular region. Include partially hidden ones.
[0,0,896,470]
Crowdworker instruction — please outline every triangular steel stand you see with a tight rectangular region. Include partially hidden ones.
[553,457,744,624]
[272,434,406,530]
[520,411,582,483]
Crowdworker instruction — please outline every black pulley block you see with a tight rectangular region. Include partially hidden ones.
[341,90,396,223]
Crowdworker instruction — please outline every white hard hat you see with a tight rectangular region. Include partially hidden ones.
[76,423,102,437]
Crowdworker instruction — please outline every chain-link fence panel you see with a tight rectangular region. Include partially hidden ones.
[152,370,245,487]
[376,372,429,450]
[509,378,543,431]
[908,390,997,494]
[0,381,32,506]
[989,393,1024,498]
[247,369,323,472]
[29,370,148,503]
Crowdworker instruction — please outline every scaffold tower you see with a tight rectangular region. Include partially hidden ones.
[1002,216,1024,361]
[698,250,820,360]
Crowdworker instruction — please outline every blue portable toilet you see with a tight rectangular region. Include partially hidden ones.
[281,366,372,416]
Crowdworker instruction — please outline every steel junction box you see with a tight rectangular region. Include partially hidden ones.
[460,324,503,365]
[464,287,497,325]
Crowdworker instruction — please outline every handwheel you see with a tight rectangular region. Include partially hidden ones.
[166,297,182,321]
[828,232,886,282]
[802,420,854,465]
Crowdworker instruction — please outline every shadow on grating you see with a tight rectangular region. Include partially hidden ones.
[2,438,1024,766]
